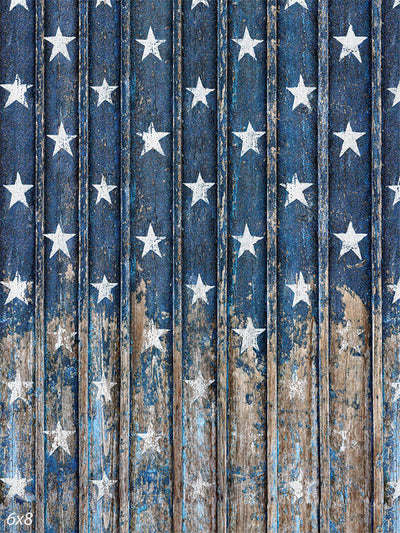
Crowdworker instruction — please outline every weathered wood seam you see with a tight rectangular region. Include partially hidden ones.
[317,0,330,528]
[172,0,183,527]
[266,0,278,530]
[78,0,89,529]
[371,0,383,529]
[34,0,45,530]
[119,0,131,530]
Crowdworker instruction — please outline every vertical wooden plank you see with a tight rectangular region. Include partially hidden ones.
[130,0,174,529]
[329,0,372,528]
[0,0,36,529]
[277,0,319,530]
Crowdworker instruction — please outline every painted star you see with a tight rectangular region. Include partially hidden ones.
[9,0,29,10]
[233,122,265,156]
[186,274,214,305]
[192,0,209,7]
[91,472,117,501]
[233,317,265,354]
[287,75,316,110]
[47,122,77,156]
[44,27,76,61]
[333,122,365,157]
[391,380,400,402]
[191,473,212,499]
[184,173,214,206]
[93,372,116,402]
[7,370,32,404]
[91,78,118,106]
[137,422,162,454]
[388,180,400,205]
[232,27,263,61]
[96,0,112,6]
[1,272,28,305]
[280,174,312,207]
[334,25,367,63]
[44,224,75,258]
[388,81,400,107]
[394,0,400,7]
[389,479,400,500]
[0,75,32,108]
[0,471,32,500]
[142,319,169,352]
[388,278,400,304]
[136,27,165,61]
[285,0,308,9]
[186,77,214,108]
[136,224,166,257]
[232,224,263,257]
[45,421,75,456]
[137,123,169,156]
[288,472,304,501]
[92,175,117,204]
[4,172,33,208]
[54,325,76,352]
[334,222,367,260]
[286,272,311,307]
[91,275,118,303]
[184,373,214,406]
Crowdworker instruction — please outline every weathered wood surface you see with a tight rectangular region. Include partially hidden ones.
[0,0,397,531]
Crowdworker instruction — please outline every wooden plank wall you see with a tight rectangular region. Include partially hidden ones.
[0,0,397,531]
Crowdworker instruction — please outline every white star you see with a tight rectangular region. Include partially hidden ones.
[136,224,166,257]
[280,174,312,207]
[232,27,263,61]
[184,373,214,406]
[286,272,311,307]
[394,0,400,7]
[232,224,263,257]
[9,0,28,10]
[136,27,165,61]
[192,0,209,7]
[0,471,32,500]
[91,78,118,106]
[389,479,400,500]
[233,122,265,156]
[54,325,76,352]
[388,81,400,107]
[44,224,75,258]
[142,319,169,352]
[233,317,265,354]
[137,122,170,156]
[287,75,316,110]
[288,472,304,501]
[186,77,214,108]
[7,370,32,404]
[91,275,118,303]
[285,0,308,9]
[186,274,214,305]
[92,175,117,204]
[334,222,367,260]
[184,173,214,206]
[96,0,112,6]
[334,25,367,63]
[388,278,400,304]
[1,272,28,305]
[4,172,33,208]
[93,372,116,402]
[45,421,75,456]
[0,75,32,108]
[47,122,77,157]
[191,473,212,499]
[388,180,400,205]
[391,380,400,402]
[91,473,117,501]
[333,122,365,157]
[44,27,75,61]
[137,422,162,454]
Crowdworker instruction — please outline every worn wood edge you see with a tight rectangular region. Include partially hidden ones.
[119,0,131,530]
[78,0,89,529]
[371,0,383,529]
[172,0,183,528]
[216,0,228,529]
[317,0,330,529]
[266,0,278,530]
[34,0,45,530]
